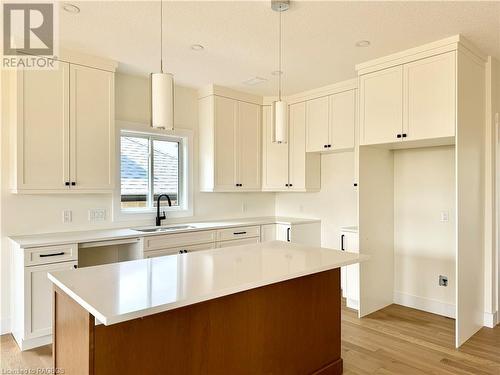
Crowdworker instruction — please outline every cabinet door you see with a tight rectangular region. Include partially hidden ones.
[260,224,277,242]
[360,66,403,145]
[329,90,355,151]
[276,224,291,242]
[306,96,329,152]
[289,102,307,190]
[403,51,456,141]
[214,96,238,190]
[25,261,77,339]
[262,106,289,191]
[16,61,70,190]
[237,101,261,190]
[70,65,114,190]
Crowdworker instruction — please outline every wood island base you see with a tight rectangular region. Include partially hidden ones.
[53,268,342,375]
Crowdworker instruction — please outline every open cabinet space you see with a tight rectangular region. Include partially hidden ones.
[357,36,486,348]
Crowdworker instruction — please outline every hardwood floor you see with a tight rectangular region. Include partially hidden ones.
[1,303,499,374]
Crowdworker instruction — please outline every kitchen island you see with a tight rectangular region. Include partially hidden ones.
[48,241,366,375]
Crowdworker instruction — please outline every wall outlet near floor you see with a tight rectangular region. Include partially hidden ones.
[89,208,106,222]
[440,210,449,222]
[439,275,448,287]
[62,210,72,223]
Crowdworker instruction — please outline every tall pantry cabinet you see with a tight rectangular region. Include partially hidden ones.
[356,35,487,347]
[5,52,117,193]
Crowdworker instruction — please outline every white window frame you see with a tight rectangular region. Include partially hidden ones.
[113,120,193,222]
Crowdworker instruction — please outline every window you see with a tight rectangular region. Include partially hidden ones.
[120,132,183,211]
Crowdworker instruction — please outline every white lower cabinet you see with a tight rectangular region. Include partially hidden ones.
[217,237,260,248]
[340,228,359,310]
[12,254,77,350]
[144,242,215,258]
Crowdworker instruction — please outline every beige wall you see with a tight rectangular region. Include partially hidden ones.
[393,146,456,309]
[0,72,275,332]
[275,151,357,249]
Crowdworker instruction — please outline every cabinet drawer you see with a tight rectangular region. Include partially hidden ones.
[25,244,78,266]
[217,226,261,242]
[143,230,216,251]
[217,237,260,248]
[144,242,216,259]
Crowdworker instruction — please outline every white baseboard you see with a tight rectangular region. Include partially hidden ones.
[393,291,456,318]
[484,311,498,328]
[0,317,11,335]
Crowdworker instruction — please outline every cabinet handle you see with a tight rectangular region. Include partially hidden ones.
[402,133,407,138]
[353,183,358,187]
[39,252,65,258]
[285,183,289,187]
[73,264,78,269]
[233,231,247,235]
[289,183,293,187]
[286,227,291,242]
[323,145,328,148]
[65,182,70,186]
[71,182,76,186]
[341,234,345,251]
[397,134,402,139]
[328,144,332,148]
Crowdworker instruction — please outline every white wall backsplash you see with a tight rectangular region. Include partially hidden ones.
[275,151,358,250]
[0,72,275,332]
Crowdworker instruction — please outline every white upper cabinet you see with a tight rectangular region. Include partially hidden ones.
[305,88,356,153]
[11,61,70,191]
[214,96,238,190]
[237,101,261,190]
[70,65,114,190]
[359,51,457,146]
[261,106,288,190]
[262,102,320,192]
[7,53,116,193]
[403,51,456,141]
[329,90,356,151]
[306,96,329,152]
[359,66,403,145]
[199,89,262,192]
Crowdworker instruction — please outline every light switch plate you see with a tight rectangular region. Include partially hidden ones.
[62,210,72,223]
[440,211,449,222]
[89,208,106,222]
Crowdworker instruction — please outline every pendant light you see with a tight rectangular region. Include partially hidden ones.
[271,0,289,144]
[151,0,174,130]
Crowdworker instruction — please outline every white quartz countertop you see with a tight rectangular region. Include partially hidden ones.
[10,216,320,248]
[48,241,367,326]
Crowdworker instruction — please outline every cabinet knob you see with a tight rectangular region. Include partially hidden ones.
[323,145,327,148]
[71,182,76,186]
[402,133,407,138]
[65,182,70,186]
[285,183,289,187]
[396,134,402,139]
[289,184,293,187]
[328,145,332,148]
[73,265,78,269]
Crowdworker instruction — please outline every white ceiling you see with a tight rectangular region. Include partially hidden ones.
[59,1,500,96]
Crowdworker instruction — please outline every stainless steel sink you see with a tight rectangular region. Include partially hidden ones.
[133,225,196,233]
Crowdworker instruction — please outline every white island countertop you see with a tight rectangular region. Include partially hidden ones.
[48,241,367,326]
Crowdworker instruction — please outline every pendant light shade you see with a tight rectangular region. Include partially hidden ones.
[151,0,174,130]
[272,100,288,143]
[151,72,174,129]
[271,0,289,144]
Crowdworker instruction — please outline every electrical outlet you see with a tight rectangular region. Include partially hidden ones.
[440,210,449,222]
[439,275,448,287]
[88,208,106,222]
[62,210,72,223]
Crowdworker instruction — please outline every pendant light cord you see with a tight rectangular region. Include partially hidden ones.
[160,0,163,73]
[278,8,282,101]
